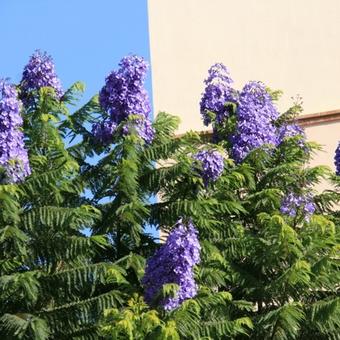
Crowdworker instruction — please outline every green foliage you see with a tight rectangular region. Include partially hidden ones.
[1,71,339,340]
[101,294,166,340]
[0,84,129,339]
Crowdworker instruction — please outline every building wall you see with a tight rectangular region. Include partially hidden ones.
[305,122,338,180]
[148,0,340,173]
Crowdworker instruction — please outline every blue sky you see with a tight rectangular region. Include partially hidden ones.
[0,0,157,237]
[0,0,152,103]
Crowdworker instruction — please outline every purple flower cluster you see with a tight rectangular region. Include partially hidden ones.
[98,55,154,144]
[134,117,155,144]
[120,116,155,144]
[91,120,117,144]
[280,192,315,221]
[231,81,279,163]
[0,79,30,182]
[200,63,237,126]
[142,219,201,311]
[194,150,224,186]
[21,50,63,102]
[278,123,305,147]
[334,142,340,176]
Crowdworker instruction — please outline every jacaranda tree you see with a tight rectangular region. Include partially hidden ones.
[0,52,339,340]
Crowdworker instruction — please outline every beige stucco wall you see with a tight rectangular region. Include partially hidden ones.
[148,0,340,127]
[305,122,338,177]
[148,0,340,173]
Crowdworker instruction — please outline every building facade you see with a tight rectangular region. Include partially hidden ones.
[147,0,340,174]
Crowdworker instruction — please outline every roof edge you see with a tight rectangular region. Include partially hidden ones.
[296,109,340,127]
[175,109,340,138]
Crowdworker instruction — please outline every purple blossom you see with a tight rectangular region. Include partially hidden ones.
[334,142,340,176]
[142,219,201,311]
[200,63,237,126]
[0,79,30,182]
[91,120,116,144]
[121,116,155,144]
[99,55,151,123]
[21,50,63,103]
[97,55,154,144]
[194,150,224,186]
[280,192,315,221]
[231,81,279,163]
[278,123,306,147]
[134,117,155,144]
[118,55,149,85]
